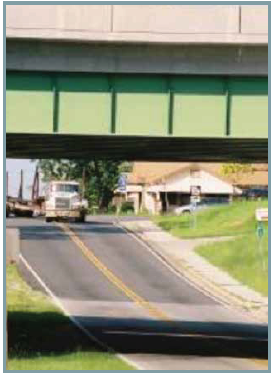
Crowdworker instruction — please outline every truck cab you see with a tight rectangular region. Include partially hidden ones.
[45,180,88,223]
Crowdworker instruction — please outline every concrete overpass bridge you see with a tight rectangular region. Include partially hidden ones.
[6,4,268,161]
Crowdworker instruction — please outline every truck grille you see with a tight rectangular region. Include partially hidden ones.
[55,197,70,210]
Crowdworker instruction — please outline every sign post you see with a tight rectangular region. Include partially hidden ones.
[255,208,268,271]
[116,174,127,215]
[191,200,197,229]
[256,221,265,270]
[190,185,201,229]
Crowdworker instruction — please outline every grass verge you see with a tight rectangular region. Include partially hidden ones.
[7,264,135,371]
[154,200,268,296]
[154,200,268,238]
[196,232,268,296]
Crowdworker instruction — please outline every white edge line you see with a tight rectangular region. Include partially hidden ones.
[114,221,265,324]
[18,253,143,371]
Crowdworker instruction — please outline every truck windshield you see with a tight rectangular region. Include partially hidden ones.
[54,184,79,193]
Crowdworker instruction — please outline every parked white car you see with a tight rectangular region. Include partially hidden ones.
[174,199,229,215]
[174,203,198,215]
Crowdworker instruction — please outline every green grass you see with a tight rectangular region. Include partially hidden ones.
[196,231,268,296]
[9,352,133,371]
[154,200,268,238]
[7,265,135,371]
[154,200,268,296]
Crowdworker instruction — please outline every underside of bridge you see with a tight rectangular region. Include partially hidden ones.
[6,133,267,162]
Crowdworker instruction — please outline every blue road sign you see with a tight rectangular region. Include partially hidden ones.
[257,222,264,238]
[117,174,127,192]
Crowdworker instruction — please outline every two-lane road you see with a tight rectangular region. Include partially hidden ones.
[7,217,268,371]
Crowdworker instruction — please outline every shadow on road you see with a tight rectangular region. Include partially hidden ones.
[7,311,105,360]
[74,315,268,360]
[8,310,267,361]
[10,223,126,241]
[7,217,158,242]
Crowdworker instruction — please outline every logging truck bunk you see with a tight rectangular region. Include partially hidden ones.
[6,167,45,217]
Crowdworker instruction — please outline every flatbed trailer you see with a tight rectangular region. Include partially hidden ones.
[6,197,34,217]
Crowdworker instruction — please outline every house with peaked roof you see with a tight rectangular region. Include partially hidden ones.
[114,162,268,215]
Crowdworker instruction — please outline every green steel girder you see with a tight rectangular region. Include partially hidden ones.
[6,72,268,138]
[6,71,268,161]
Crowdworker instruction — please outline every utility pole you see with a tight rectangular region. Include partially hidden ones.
[6,172,8,197]
[163,179,169,212]
[18,169,23,201]
[32,166,40,201]
[82,167,86,199]
[37,170,40,200]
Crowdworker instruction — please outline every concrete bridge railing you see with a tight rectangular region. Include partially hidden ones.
[6,4,268,45]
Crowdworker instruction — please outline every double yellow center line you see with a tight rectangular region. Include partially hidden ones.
[58,223,170,321]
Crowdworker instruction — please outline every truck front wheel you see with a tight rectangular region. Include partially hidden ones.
[46,217,53,223]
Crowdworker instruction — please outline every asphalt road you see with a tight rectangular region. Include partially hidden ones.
[7,217,268,371]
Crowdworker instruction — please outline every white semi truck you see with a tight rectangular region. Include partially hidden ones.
[45,180,88,223]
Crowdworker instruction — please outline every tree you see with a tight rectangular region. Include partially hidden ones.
[221,163,255,193]
[36,159,122,210]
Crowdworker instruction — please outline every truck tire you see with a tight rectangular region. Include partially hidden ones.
[46,217,53,223]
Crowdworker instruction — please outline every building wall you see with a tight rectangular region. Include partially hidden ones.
[148,170,237,195]
[127,192,140,214]
[144,192,158,215]
[199,171,238,195]
[142,169,240,214]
